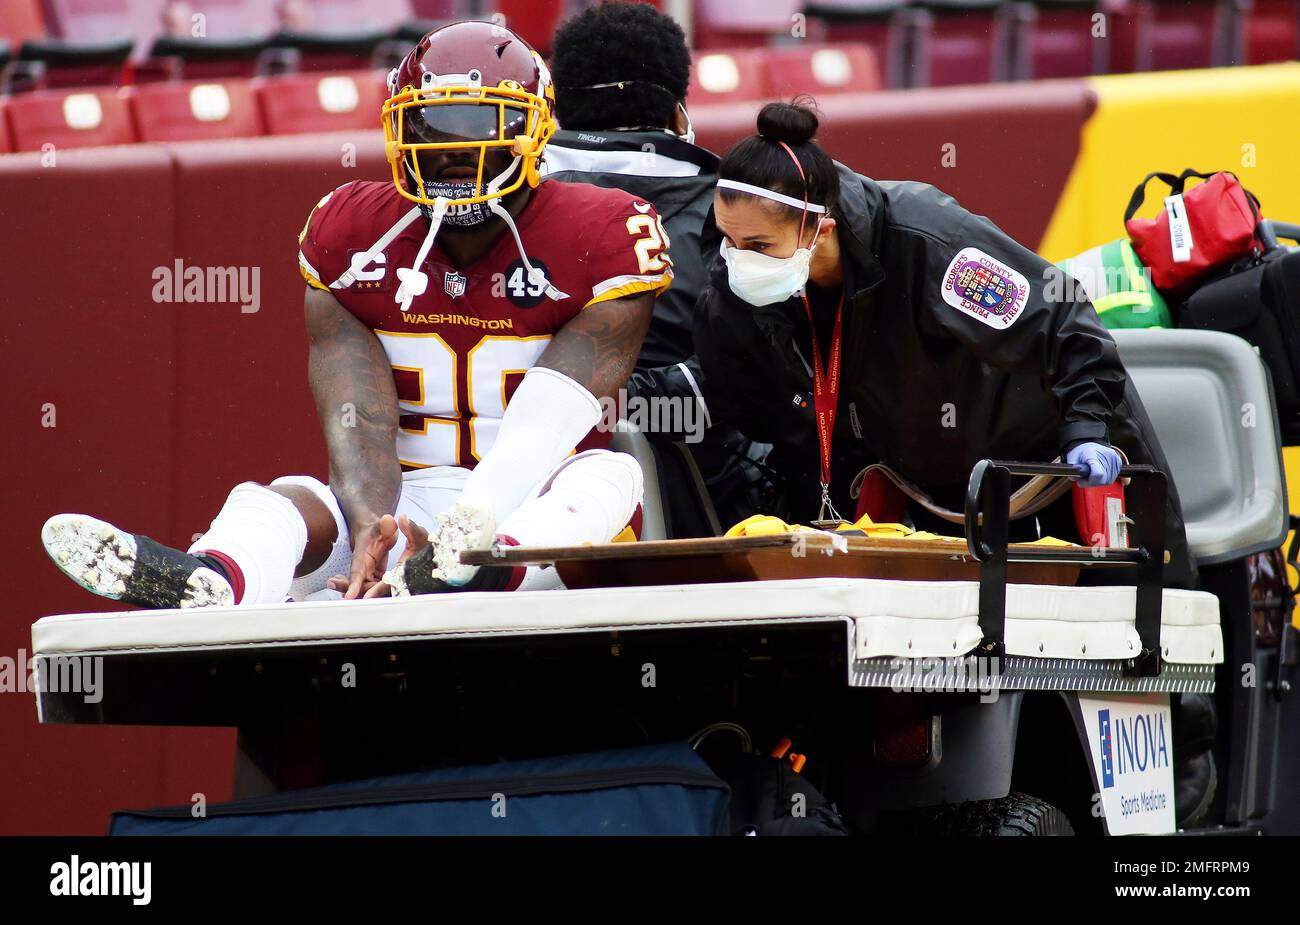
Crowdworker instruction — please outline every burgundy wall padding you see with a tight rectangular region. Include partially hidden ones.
[0,82,1092,832]
[0,145,234,835]
[692,78,1095,249]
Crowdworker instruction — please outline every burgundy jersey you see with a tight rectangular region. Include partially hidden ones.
[298,179,672,470]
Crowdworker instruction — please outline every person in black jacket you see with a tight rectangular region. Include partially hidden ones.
[693,101,1196,590]
[545,1,774,532]
[696,101,1215,827]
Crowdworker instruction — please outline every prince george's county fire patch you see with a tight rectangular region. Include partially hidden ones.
[941,247,1029,329]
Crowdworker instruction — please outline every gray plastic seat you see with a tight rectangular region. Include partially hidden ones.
[1113,328,1288,564]
[608,421,667,541]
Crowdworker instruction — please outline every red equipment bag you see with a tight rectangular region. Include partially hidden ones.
[1124,169,1262,294]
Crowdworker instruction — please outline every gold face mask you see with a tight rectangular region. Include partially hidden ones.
[382,67,557,211]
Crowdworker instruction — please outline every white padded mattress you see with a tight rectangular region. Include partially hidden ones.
[30,577,1223,666]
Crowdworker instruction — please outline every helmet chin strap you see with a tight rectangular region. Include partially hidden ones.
[394,197,449,312]
[393,154,568,312]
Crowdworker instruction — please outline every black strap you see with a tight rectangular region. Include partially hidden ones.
[1124,171,1184,222]
[1124,168,1263,248]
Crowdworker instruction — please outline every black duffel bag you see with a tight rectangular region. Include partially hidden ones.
[1179,221,1300,444]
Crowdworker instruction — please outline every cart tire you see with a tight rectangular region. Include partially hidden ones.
[911,792,1075,836]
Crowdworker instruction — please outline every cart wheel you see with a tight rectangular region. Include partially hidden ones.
[903,792,1075,836]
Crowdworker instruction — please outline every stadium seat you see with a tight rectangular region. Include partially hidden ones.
[256,70,387,135]
[268,29,389,72]
[293,0,414,33]
[146,35,271,80]
[2,86,135,151]
[763,42,883,95]
[1019,0,1105,78]
[0,0,46,46]
[808,1,918,89]
[407,0,462,18]
[126,78,265,142]
[36,0,164,59]
[0,100,13,153]
[1244,0,1299,63]
[1147,0,1241,70]
[911,0,1018,86]
[18,37,133,88]
[688,49,770,104]
[693,0,804,48]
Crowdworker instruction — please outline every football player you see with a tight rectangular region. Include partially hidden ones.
[41,21,672,608]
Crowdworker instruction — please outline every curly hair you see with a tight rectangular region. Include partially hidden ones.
[550,1,692,132]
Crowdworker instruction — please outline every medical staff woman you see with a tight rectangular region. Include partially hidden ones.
[692,101,1195,588]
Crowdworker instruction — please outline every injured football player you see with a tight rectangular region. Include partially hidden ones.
[41,21,672,608]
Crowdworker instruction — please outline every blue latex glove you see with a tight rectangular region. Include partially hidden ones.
[1066,441,1123,487]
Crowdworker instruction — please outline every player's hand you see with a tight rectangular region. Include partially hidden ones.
[335,515,398,600]
[361,515,430,598]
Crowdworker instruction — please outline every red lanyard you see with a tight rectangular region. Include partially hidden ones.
[801,289,845,525]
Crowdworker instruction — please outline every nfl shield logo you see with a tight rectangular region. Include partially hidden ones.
[444,271,467,298]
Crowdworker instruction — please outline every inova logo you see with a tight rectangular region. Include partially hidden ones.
[1098,707,1170,790]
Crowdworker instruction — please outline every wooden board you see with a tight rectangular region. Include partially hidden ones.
[462,533,1094,589]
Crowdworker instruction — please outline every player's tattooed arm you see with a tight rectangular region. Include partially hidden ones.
[536,291,656,400]
[305,288,402,595]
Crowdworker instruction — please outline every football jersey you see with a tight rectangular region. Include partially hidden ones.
[298,178,673,470]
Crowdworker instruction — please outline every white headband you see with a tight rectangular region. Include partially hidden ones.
[716,179,827,214]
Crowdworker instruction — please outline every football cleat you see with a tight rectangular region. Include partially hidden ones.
[384,500,519,596]
[42,513,234,609]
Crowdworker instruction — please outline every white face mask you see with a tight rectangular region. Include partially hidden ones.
[720,219,822,307]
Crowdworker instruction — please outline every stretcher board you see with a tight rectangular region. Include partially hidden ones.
[461,533,1144,588]
[29,577,1222,727]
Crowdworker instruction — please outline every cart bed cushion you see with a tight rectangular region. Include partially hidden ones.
[31,577,1222,666]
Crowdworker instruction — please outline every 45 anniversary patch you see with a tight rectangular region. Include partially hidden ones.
[940,247,1029,329]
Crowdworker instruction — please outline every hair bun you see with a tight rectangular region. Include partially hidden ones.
[756,100,819,146]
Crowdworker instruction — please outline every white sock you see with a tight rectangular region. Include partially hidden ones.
[188,482,308,604]
[499,451,642,548]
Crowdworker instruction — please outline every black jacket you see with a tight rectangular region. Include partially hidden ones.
[545,129,718,385]
[694,164,1194,583]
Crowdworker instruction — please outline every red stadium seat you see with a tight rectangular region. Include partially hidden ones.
[1022,0,1105,78]
[126,78,265,142]
[688,49,771,105]
[809,2,916,89]
[0,0,46,46]
[1244,0,1299,63]
[295,0,414,32]
[763,42,883,96]
[38,0,168,61]
[256,69,386,135]
[912,0,1017,86]
[3,86,134,151]
[17,36,134,88]
[0,101,14,152]
[692,0,804,49]
[407,0,462,18]
[1148,0,1240,70]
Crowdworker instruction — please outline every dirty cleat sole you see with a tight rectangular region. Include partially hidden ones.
[389,501,500,596]
[41,513,234,609]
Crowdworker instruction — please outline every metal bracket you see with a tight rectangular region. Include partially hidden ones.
[965,459,1167,677]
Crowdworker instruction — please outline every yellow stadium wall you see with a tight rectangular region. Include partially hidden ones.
[1040,62,1300,602]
